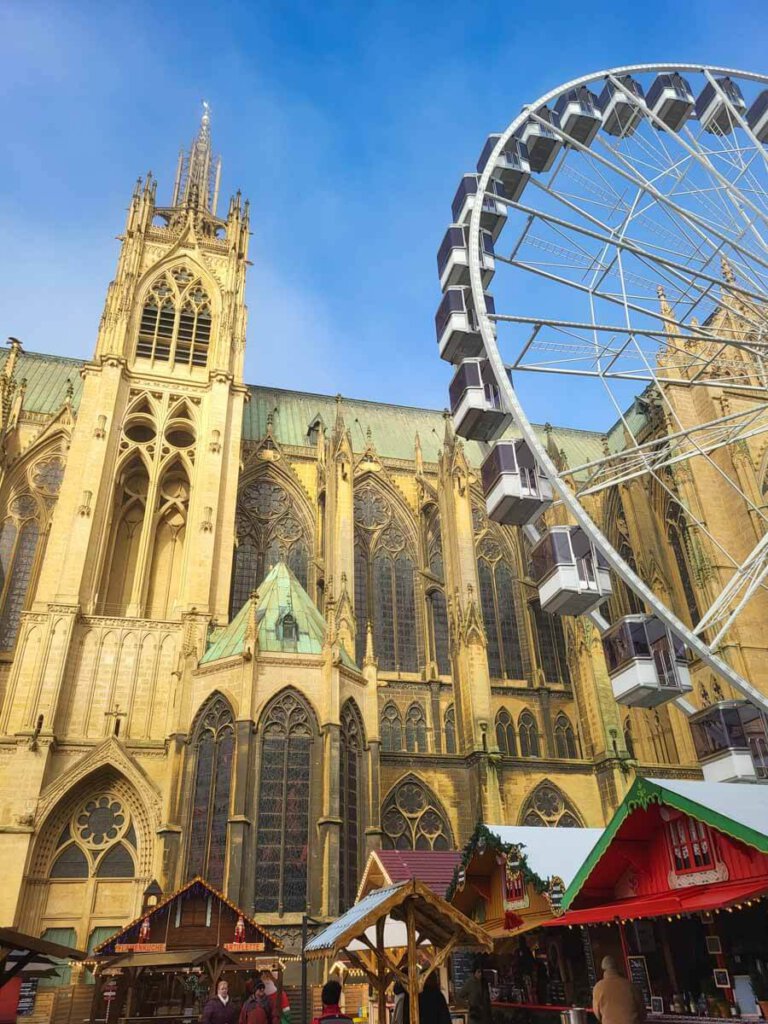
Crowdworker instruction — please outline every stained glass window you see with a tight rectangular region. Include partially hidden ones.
[231,478,311,617]
[339,702,363,912]
[428,591,451,676]
[405,704,427,753]
[495,708,517,756]
[381,777,453,851]
[518,710,540,757]
[0,515,40,650]
[254,692,313,913]
[354,482,421,672]
[381,703,402,752]
[50,844,89,878]
[554,714,578,758]
[475,537,524,680]
[96,843,135,878]
[185,696,234,889]
[520,781,583,827]
[444,706,456,754]
[667,505,700,626]
[530,599,570,685]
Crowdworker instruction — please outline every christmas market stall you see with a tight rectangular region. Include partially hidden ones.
[0,928,85,1022]
[548,778,768,1020]
[447,823,603,1010]
[87,877,286,1024]
[304,879,492,1024]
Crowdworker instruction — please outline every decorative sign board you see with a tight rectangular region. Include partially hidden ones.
[115,943,167,953]
[17,978,38,1016]
[627,955,652,1008]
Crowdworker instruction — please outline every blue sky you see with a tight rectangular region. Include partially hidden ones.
[1,0,767,430]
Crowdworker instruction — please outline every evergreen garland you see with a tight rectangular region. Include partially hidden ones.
[445,823,550,902]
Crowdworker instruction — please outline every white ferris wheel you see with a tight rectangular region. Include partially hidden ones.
[436,64,768,770]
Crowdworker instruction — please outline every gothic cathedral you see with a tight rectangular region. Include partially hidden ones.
[0,109,766,977]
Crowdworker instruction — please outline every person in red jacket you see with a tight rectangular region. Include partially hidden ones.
[262,970,291,1024]
[239,980,274,1024]
[311,980,352,1024]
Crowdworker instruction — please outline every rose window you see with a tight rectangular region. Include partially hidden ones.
[76,796,126,848]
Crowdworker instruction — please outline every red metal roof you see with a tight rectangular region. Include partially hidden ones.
[374,850,461,896]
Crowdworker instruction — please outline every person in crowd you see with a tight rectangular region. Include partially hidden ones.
[202,980,239,1024]
[460,959,492,1024]
[239,979,274,1024]
[392,982,406,1024]
[262,970,291,1024]
[311,979,353,1024]
[592,956,646,1024]
[417,971,452,1024]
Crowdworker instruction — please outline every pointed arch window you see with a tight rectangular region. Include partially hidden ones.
[254,691,314,913]
[405,703,428,753]
[137,269,212,368]
[444,706,456,754]
[649,709,677,765]
[495,708,517,756]
[146,463,190,619]
[520,781,583,827]
[381,703,403,753]
[667,504,701,626]
[231,478,310,616]
[0,494,41,650]
[186,697,234,888]
[381,777,453,851]
[554,713,578,759]
[530,599,570,685]
[354,482,419,673]
[424,510,451,676]
[339,702,363,912]
[475,535,524,680]
[101,457,150,615]
[518,710,540,758]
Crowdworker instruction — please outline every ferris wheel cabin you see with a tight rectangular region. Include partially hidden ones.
[437,225,495,291]
[602,615,693,708]
[480,439,553,526]
[477,135,531,202]
[449,358,511,442]
[598,75,645,137]
[515,107,562,173]
[531,526,612,616]
[435,286,495,364]
[646,73,694,132]
[695,76,747,134]
[451,175,508,242]
[747,90,768,142]
[689,701,768,784]
[553,86,602,147]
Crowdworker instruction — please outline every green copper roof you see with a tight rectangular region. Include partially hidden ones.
[0,346,632,472]
[561,777,768,910]
[200,561,357,669]
[245,384,607,469]
[0,349,84,416]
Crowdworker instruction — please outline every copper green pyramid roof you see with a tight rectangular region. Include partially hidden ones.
[200,561,357,669]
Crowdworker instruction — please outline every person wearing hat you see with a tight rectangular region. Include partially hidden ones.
[592,956,646,1024]
[239,979,274,1024]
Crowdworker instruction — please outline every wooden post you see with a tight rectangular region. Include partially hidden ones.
[376,919,387,1024]
[406,902,420,1024]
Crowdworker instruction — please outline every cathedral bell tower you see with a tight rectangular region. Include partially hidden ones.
[34,103,249,626]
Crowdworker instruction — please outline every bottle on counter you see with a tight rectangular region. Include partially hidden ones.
[730,1001,740,1018]
[697,993,708,1017]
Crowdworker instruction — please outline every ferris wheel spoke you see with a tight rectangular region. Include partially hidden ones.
[606,74,768,243]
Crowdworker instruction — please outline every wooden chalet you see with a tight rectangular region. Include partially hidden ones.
[87,878,284,1024]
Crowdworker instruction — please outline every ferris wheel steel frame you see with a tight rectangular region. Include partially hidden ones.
[465,63,768,715]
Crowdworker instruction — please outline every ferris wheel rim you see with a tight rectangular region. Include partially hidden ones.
[465,62,768,714]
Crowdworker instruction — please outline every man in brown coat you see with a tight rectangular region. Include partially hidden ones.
[593,956,646,1024]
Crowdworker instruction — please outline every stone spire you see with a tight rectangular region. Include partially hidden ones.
[172,102,222,214]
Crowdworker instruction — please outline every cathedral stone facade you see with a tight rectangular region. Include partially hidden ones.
[0,110,766,988]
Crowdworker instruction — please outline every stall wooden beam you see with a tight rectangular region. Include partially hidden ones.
[406,902,420,1024]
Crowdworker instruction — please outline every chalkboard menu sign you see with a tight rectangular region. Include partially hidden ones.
[548,979,566,1006]
[581,930,596,988]
[17,978,38,1016]
[627,956,652,1008]
[451,948,476,998]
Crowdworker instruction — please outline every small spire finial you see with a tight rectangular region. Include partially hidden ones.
[177,102,217,211]
[721,254,736,285]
